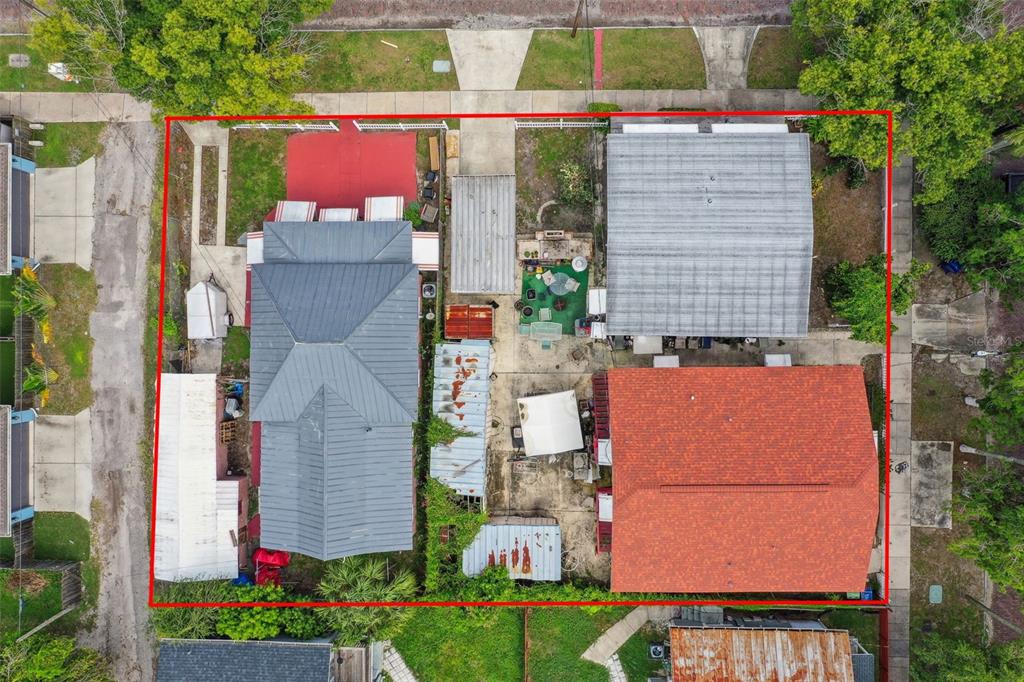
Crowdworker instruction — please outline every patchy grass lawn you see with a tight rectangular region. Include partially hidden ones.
[617,623,669,681]
[37,264,98,415]
[602,29,705,90]
[747,27,806,89]
[911,353,984,447]
[34,123,106,168]
[0,569,63,636]
[305,31,457,92]
[391,608,524,682]
[0,37,101,93]
[527,606,633,682]
[0,512,91,562]
[223,326,250,364]
[809,144,884,328]
[226,129,288,246]
[515,129,595,232]
[517,30,594,90]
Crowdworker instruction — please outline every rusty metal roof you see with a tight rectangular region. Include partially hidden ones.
[430,341,490,497]
[670,626,857,681]
[462,517,561,581]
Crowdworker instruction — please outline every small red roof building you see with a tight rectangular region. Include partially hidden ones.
[608,366,878,594]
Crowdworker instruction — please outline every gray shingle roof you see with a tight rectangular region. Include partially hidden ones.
[252,222,419,561]
[157,639,332,682]
[450,175,517,294]
[605,132,813,337]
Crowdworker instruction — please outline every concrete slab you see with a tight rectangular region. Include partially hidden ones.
[696,27,755,89]
[447,29,533,91]
[459,118,516,174]
[33,158,95,268]
[888,523,911,558]
[890,555,911,590]
[33,217,79,263]
[421,91,452,114]
[890,491,910,525]
[911,441,953,528]
[365,91,397,115]
[33,410,93,520]
[337,93,369,114]
[531,90,560,114]
[70,95,103,123]
[35,167,78,217]
[191,339,224,374]
[394,91,425,114]
[308,93,340,115]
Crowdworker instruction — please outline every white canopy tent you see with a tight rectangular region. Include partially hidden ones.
[516,390,584,457]
[186,281,230,339]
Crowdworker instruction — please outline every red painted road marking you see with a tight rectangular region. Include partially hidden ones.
[594,28,604,89]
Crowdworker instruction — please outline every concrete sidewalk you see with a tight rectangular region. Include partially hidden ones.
[447,29,532,90]
[695,26,757,89]
[581,606,674,664]
[0,92,151,122]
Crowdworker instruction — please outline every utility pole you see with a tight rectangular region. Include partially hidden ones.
[571,0,585,38]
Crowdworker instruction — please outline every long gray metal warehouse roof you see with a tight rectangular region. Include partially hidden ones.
[251,222,418,561]
[605,132,813,337]
[450,175,517,294]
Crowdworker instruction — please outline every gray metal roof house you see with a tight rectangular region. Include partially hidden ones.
[605,132,813,337]
[450,175,517,294]
[251,221,419,561]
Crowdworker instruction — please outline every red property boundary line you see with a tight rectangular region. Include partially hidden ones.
[150,109,895,609]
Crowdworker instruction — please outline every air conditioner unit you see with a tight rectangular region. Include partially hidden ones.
[543,230,566,239]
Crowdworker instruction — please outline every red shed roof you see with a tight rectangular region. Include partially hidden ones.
[608,366,878,594]
[445,304,494,339]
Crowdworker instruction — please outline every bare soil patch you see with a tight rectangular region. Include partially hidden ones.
[809,144,884,329]
[515,129,595,235]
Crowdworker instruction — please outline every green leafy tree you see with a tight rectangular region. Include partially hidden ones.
[826,255,929,343]
[0,636,113,682]
[973,347,1024,449]
[32,0,332,116]
[965,193,1024,301]
[793,0,1024,204]
[316,556,417,645]
[912,633,1024,682]
[950,461,1024,592]
[919,164,1004,262]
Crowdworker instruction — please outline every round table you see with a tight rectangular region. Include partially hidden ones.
[548,272,572,296]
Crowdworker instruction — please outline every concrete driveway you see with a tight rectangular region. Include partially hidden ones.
[33,409,93,520]
[33,157,95,270]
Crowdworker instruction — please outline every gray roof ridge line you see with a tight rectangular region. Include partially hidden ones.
[337,340,417,422]
[265,223,301,262]
[341,262,417,343]
[373,222,410,261]
[249,268,297,419]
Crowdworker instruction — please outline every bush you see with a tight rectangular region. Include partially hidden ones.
[150,580,227,639]
[281,607,327,640]
[425,414,475,448]
[844,157,866,189]
[215,585,287,641]
[919,164,1002,262]
[826,256,929,343]
[557,161,592,206]
[973,346,1024,450]
[404,201,424,228]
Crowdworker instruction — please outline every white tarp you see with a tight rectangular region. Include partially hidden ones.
[653,355,680,367]
[517,390,584,456]
[364,196,404,221]
[273,200,317,222]
[598,492,613,522]
[623,123,700,134]
[632,336,663,354]
[155,374,239,581]
[597,438,613,466]
[318,208,359,221]
[765,354,793,367]
[588,288,607,315]
[413,231,440,271]
[186,281,229,339]
[710,123,791,134]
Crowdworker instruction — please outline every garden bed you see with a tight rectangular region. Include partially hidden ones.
[199,146,219,245]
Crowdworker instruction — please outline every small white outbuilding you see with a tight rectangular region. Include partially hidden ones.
[186,281,230,340]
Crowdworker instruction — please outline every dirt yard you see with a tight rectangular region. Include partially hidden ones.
[808,145,884,329]
[515,129,596,235]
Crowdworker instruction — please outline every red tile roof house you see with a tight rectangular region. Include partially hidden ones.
[606,366,879,594]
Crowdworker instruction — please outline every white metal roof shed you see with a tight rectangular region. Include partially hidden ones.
[186,281,229,339]
[155,373,239,581]
[517,390,583,457]
[462,517,562,581]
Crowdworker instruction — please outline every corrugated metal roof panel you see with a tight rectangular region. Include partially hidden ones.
[431,341,490,497]
[444,304,494,339]
[670,627,856,681]
[450,175,517,294]
[0,406,9,537]
[462,518,562,581]
[605,132,812,337]
[262,221,412,264]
